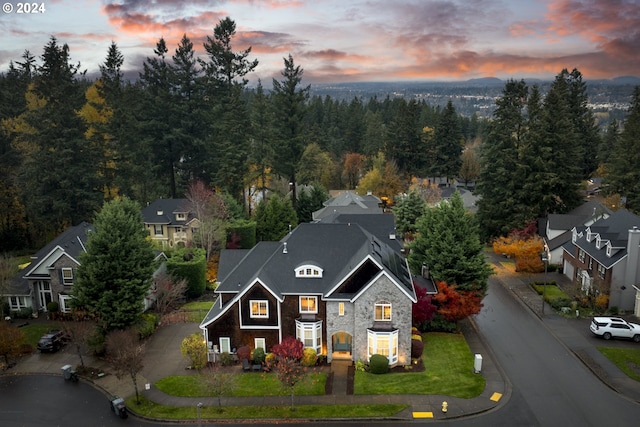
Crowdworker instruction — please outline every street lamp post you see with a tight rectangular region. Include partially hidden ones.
[197,402,203,427]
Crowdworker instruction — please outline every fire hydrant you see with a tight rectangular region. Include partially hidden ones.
[442,401,448,413]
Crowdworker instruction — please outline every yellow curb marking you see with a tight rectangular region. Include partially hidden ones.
[490,392,503,402]
[413,412,434,418]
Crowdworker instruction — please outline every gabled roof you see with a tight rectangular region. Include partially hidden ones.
[541,199,612,251]
[23,222,93,277]
[571,209,640,268]
[141,198,195,226]
[6,222,93,297]
[202,222,415,327]
[312,191,382,220]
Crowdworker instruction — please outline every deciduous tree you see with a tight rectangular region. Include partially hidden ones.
[106,328,145,404]
[181,332,208,370]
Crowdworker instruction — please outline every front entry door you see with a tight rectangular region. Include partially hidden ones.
[36,280,52,311]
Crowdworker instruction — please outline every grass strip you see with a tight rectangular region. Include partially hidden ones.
[598,347,640,382]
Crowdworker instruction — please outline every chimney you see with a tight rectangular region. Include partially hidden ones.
[421,264,430,279]
[283,242,288,254]
[624,226,640,291]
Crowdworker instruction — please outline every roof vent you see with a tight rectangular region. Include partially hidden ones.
[283,242,288,254]
[157,210,163,215]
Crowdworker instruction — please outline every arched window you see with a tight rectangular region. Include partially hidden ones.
[295,264,323,278]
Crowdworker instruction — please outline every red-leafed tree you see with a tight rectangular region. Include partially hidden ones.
[272,336,304,361]
[432,281,483,322]
[412,285,437,329]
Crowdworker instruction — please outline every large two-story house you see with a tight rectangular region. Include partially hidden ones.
[142,199,200,248]
[562,209,640,313]
[200,222,417,367]
[4,221,166,316]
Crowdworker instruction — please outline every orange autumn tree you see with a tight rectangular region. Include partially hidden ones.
[432,281,483,322]
[492,222,545,273]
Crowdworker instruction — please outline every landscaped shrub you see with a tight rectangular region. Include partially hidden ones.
[226,219,257,249]
[550,296,572,310]
[595,294,609,312]
[354,359,367,372]
[47,301,59,313]
[369,354,389,374]
[265,352,275,367]
[411,338,424,359]
[411,326,420,335]
[411,333,422,341]
[137,313,158,339]
[220,352,232,366]
[166,247,207,298]
[252,347,266,364]
[12,307,33,319]
[301,347,317,367]
[236,345,251,361]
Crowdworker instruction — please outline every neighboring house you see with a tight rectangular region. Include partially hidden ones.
[562,209,640,313]
[200,222,417,367]
[142,199,200,248]
[317,212,402,253]
[4,222,93,315]
[539,199,611,265]
[312,191,383,220]
[439,187,478,212]
[4,222,166,316]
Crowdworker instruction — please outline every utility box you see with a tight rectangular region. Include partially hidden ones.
[61,364,72,380]
[474,354,483,373]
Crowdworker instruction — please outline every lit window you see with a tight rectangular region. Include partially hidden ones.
[300,296,318,313]
[375,302,392,321]
[338,302,345,316]
[367,330,398,364]
[296,320,322,353]
[61,268,73,285]
[250,300,268,318]
[254,338,266,351]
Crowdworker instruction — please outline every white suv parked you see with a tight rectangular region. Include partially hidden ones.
[590,317,640,342]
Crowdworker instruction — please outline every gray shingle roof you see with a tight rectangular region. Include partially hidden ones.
[204,222,416,327]
[141,199,195,225]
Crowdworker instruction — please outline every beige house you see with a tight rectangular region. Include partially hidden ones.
[142,199,200,248]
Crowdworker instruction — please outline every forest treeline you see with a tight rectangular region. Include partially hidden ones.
[1,18,639,251]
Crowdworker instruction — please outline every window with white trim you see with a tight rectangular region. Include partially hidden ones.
[153,224,163,235]
[61,267,73,285]
[367,329,398,364]
[176,212,186,221]
[597,264,606,279]
[250,300,268,318]
[9,296,28,311]
[375,301,392,321]
[299,296,318,313]
[219,337,231,353]
[59,294,72,313]
[254,338,266,351]
[578,249,585,263]
[295,265,323,278]
[296,320,322,353]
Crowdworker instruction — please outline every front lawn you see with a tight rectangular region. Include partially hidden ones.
[155,371,326,397]
[354,332,485,398]
[16,323,54,349]
[598,347,640,382]
[179,301,214,323]
[126,395,407,420]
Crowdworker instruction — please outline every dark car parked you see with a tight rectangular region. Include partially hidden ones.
[37,330,69,353]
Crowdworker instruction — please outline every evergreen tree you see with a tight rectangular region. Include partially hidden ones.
[73,197,155,332]
[19,37,101,233]
[433,99,463,181]
[247,80,275,206]
[408,191,492,293]
[271,55,310,210]
[607,86,640,212]
[393,190,426,235]
[255,194,298,241]
[201,18,258,203]
[139,38,181,198]
[384,99,423,177]
[476,80,530,240]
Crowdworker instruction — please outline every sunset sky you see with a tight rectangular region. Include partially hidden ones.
[1,0,639,83]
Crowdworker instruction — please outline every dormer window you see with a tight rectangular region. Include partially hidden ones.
[596,237,601,249]
[586,232,593,242]
[176,212,187,221]
[606,245,612,257]
[295,264,323,278]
